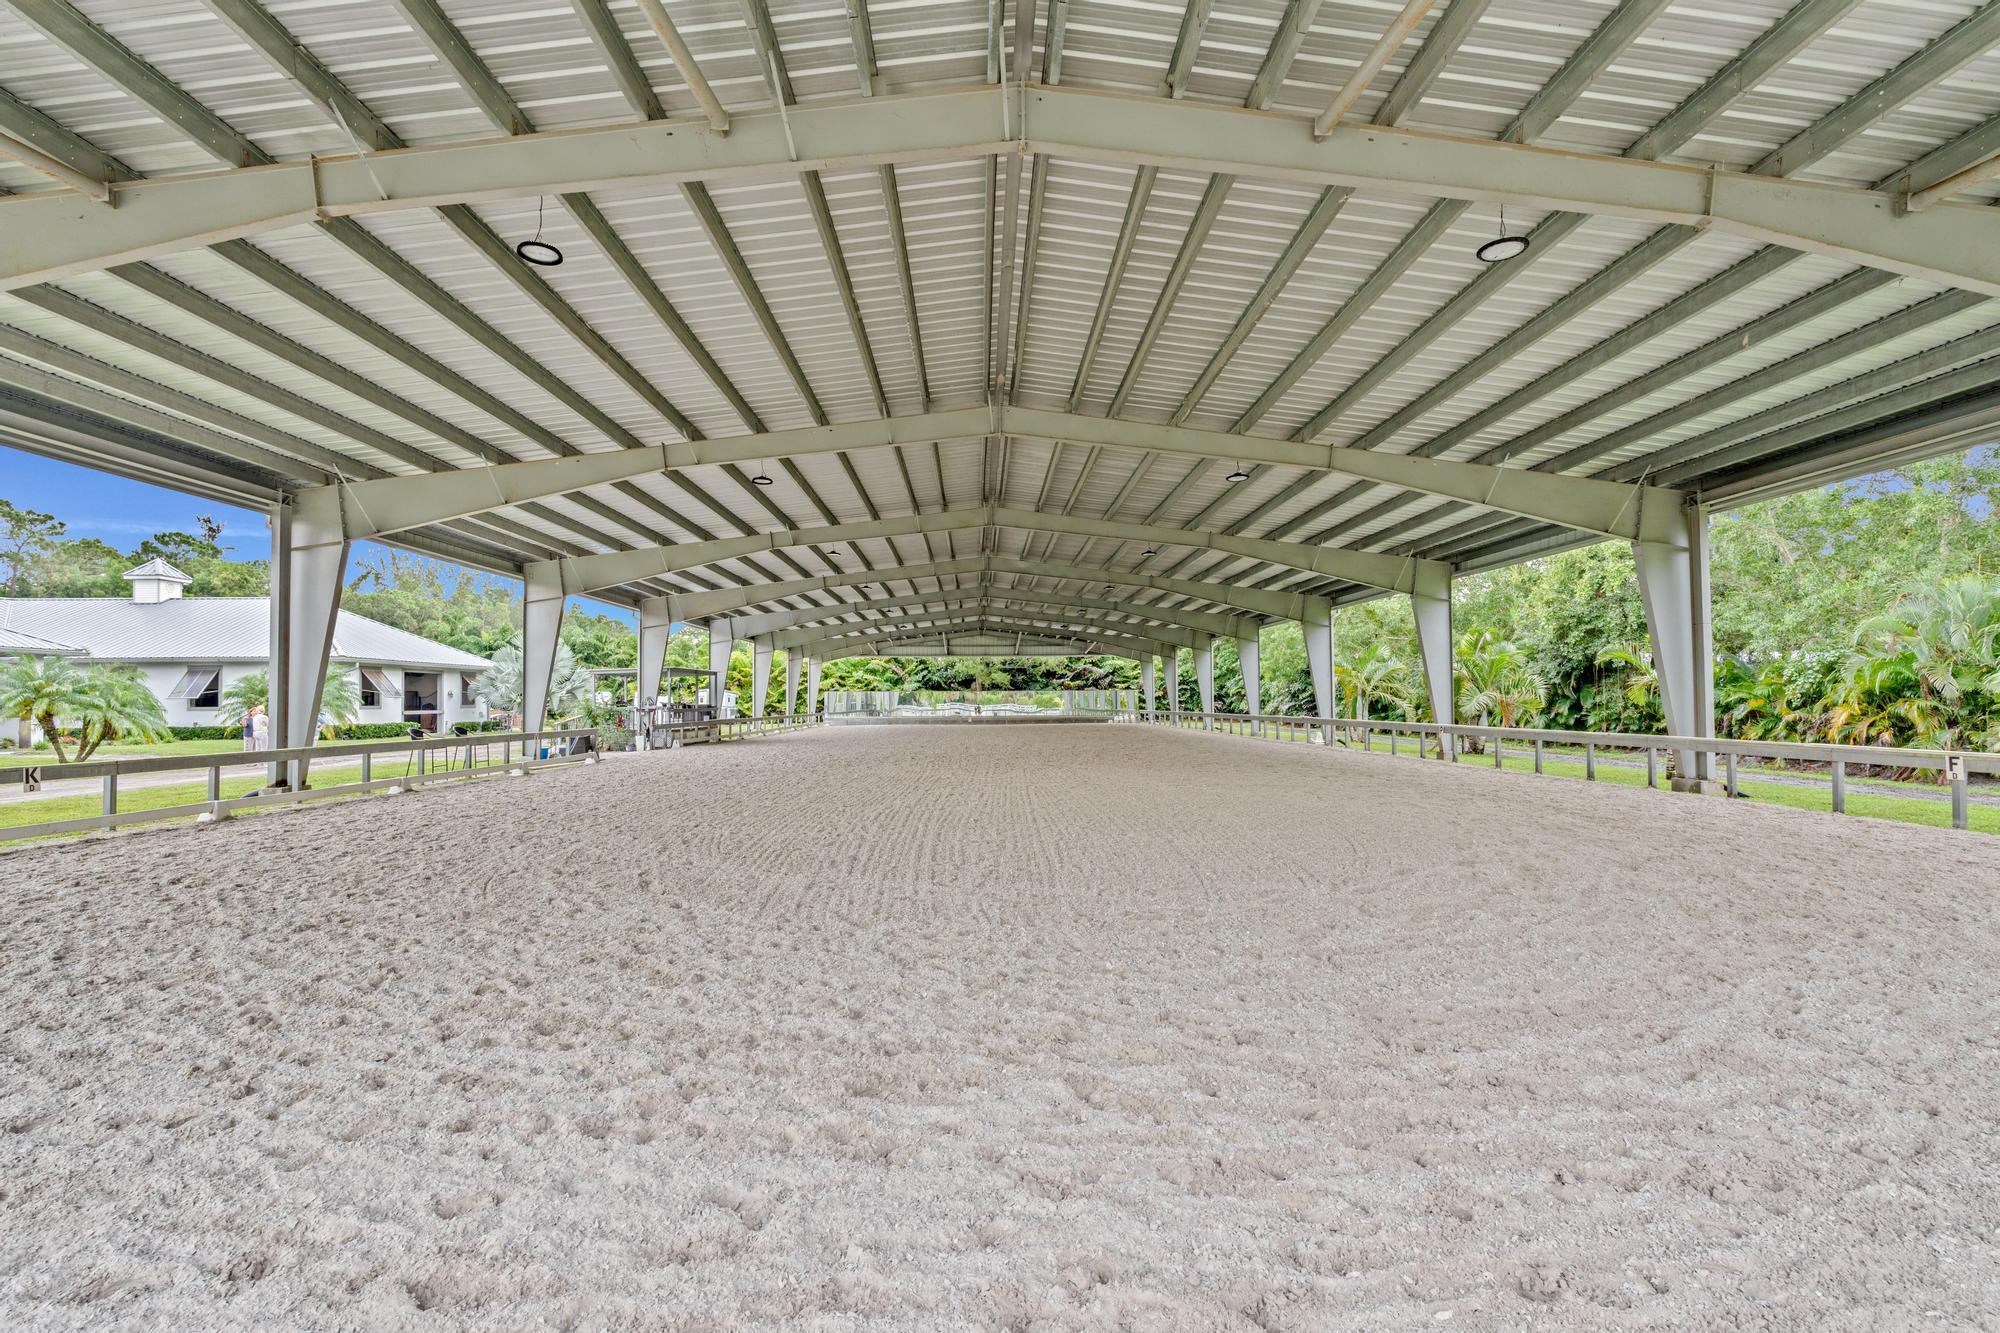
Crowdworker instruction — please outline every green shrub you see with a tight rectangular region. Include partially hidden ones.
[169,725,243,740]
[450,719,505,735]
[332,722,422,740]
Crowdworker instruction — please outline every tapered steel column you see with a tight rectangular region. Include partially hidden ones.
[708,620,735,716]
[751,637,773,717]
[1303,596,1334,743]
[1195,639,1216,729]
[1237,632,1261,734]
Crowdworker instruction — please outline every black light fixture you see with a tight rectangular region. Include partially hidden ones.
[751,460,775,487]
[514,196,564,267]
[1139,547,1158,557]
[1475,205,1529,264]
[1225,464,1249,483]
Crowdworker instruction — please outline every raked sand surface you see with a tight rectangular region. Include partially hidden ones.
[2,723,1998,1331]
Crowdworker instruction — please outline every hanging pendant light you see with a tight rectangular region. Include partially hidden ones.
[514,195,564,267]
[751,460,775,487]
[1475,205,1529,264]
[1225,463,1249,483]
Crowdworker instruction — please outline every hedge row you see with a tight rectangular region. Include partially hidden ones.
[331,722,422,740]
[169,725,242,740]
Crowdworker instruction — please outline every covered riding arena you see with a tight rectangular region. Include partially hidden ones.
[2,0,1998,1326]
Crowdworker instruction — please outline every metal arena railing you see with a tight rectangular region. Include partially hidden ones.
[637,711,823,747]
[1113,709,1999,832]
[0,727,597,845]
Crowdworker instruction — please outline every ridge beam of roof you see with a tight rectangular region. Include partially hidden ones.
[8,85,2000,296]
[297,404,1676,544]
[531,505,1449,598]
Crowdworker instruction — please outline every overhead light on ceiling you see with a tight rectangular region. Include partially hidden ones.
[1139,548,1157,557]
[751,461,775,487]
[1225,465,1250,483]
[1475,206,1529,264]
[514,196,563,267]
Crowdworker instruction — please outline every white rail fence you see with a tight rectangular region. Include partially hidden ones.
[1113,709,1998,831]
[1,727,597,845]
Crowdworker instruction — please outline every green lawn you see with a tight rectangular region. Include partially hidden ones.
[1,750,521,838]
[1159,720,1998,836]
[0,737,249,768]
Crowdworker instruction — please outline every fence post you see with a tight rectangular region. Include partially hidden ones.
[206,763,221,803]
[101,770,117,819]
[1493,736,1503,769]
[1831,760,1845,814]
[361,751,372,786]
[1950,756,1969,831]
[1533,738,1544,775]
[1646,748,1658,789]
[1724,750,1738,798]
[1585,744,1596,781]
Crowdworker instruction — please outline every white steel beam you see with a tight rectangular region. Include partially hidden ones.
[8,85,2000,296]
[768,597,1207,651]
[664,554,1325,623]
[528,505,1450,598]
[716,580,1257,643]
[295,404,1679,545]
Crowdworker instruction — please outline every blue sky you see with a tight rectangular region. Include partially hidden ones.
[3,443,639,627]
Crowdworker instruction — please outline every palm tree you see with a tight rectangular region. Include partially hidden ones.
[473,639,591,723]
[68,666,171,761]
[1457,630,1546,729]
[1715,657,1797,741]
[0,654,89,761]
[219,667,362,735]
[1843,576,2000,751]
[1333,643,1412,721]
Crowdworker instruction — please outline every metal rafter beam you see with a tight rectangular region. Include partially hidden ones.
[295,403,1680,545]
[878,164,931,409]
[1751,4,2000,180]
[787,600,1201,653]
[11,85,2000,296]
[727,584,1247,644]
[804,623,1164,661]
[788,613,1175,658]
[530,504,1449,598]
[568,0,665,120]
[1164,0,1214,99]
[381,0,529,135]
[1245,0,1325,111]
[666,554,1323,623]
[0,84,135,184]
[12,0,270,168]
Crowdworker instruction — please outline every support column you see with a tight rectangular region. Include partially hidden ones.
[751,637,773,717]
[272,491,348,790]
[784,650,800,717]
[1687,503,1716,785]
[1194,638,1216,729]
[1164,650,1181,724]
[1635,504,1711,788]
[1237,632,1261,734]
[1303,596,1335,743]
[521,559,565,738]
[806,656,823,714]
[707,620,734,716]
[1142,655,1157,718]
[1411,565,1454,754]
[637,596,670,707]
